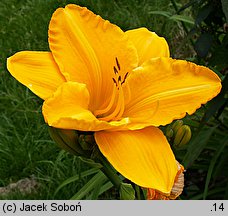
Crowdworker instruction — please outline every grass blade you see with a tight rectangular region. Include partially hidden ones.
[99,181,113,196]
[70,171,107,200]
[148,10,171,18]
[54,168,99,197]
[190,188,225,200]
[203,135,228,199]
[169,15,194,25]
[182,126,217,168]
[90,181,103,200]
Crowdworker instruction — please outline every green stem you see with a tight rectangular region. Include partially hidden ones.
[135,185,141,200]
[98,154,122,190]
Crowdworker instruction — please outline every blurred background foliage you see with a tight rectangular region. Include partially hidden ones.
[0,0,227,199]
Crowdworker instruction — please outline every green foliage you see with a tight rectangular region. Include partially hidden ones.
[119,183,135,200]
[203,135,228,199]
[54,168,99,197]
[187,0,228,70]
[70,171,107,200]
[182,126,217,168]
[167,0,228,200]
[221,0,228,22]
[148,11,194,24]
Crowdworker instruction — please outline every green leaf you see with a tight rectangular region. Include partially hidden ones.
[203,135,228,199]
[169,15,194,25]
[98,175,125,196]
[90,181,103,200]
[54,168,99,197]
[194,33,213,58]
[148,11,195,25]
[148,10,171,18]
[119,183,135,200]
[98,181,114,195]
[210,46,228,69]
[78,156,103,169]
[225,181,228,199]
[212,148,228,181]
[190,188,225,200]
[178,0,198,13]
[195,4,213,25]
[182,126,217,168]
[221,0,228,23]
[70,171,107,200]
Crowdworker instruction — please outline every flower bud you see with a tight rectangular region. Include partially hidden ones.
[119,183,135,200]
[171,120,183,135]
[79,134,95,151]
[165,125,174,139]
[48,127,84,155]
[173,125,191,148]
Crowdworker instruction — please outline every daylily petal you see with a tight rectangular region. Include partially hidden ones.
[42,81,130,131]
[123,57,221,126]
[48,4,138,111]
[125,27,170,65]
[95,126,177,193]
[147,161,184,200]
[7,51,65,100]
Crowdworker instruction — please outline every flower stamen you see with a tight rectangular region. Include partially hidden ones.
[116,57,120,70]
[121,72,129,85]
[112,87,125,120]
[113,66,118,74]
[98,88,124,121]
[94,57,126,122]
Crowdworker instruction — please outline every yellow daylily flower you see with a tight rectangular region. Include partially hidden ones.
[7,4,221,194]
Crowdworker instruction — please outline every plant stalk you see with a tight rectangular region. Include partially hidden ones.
[98,154,122,190]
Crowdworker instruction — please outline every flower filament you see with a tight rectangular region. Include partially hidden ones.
[94,57,128,122]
